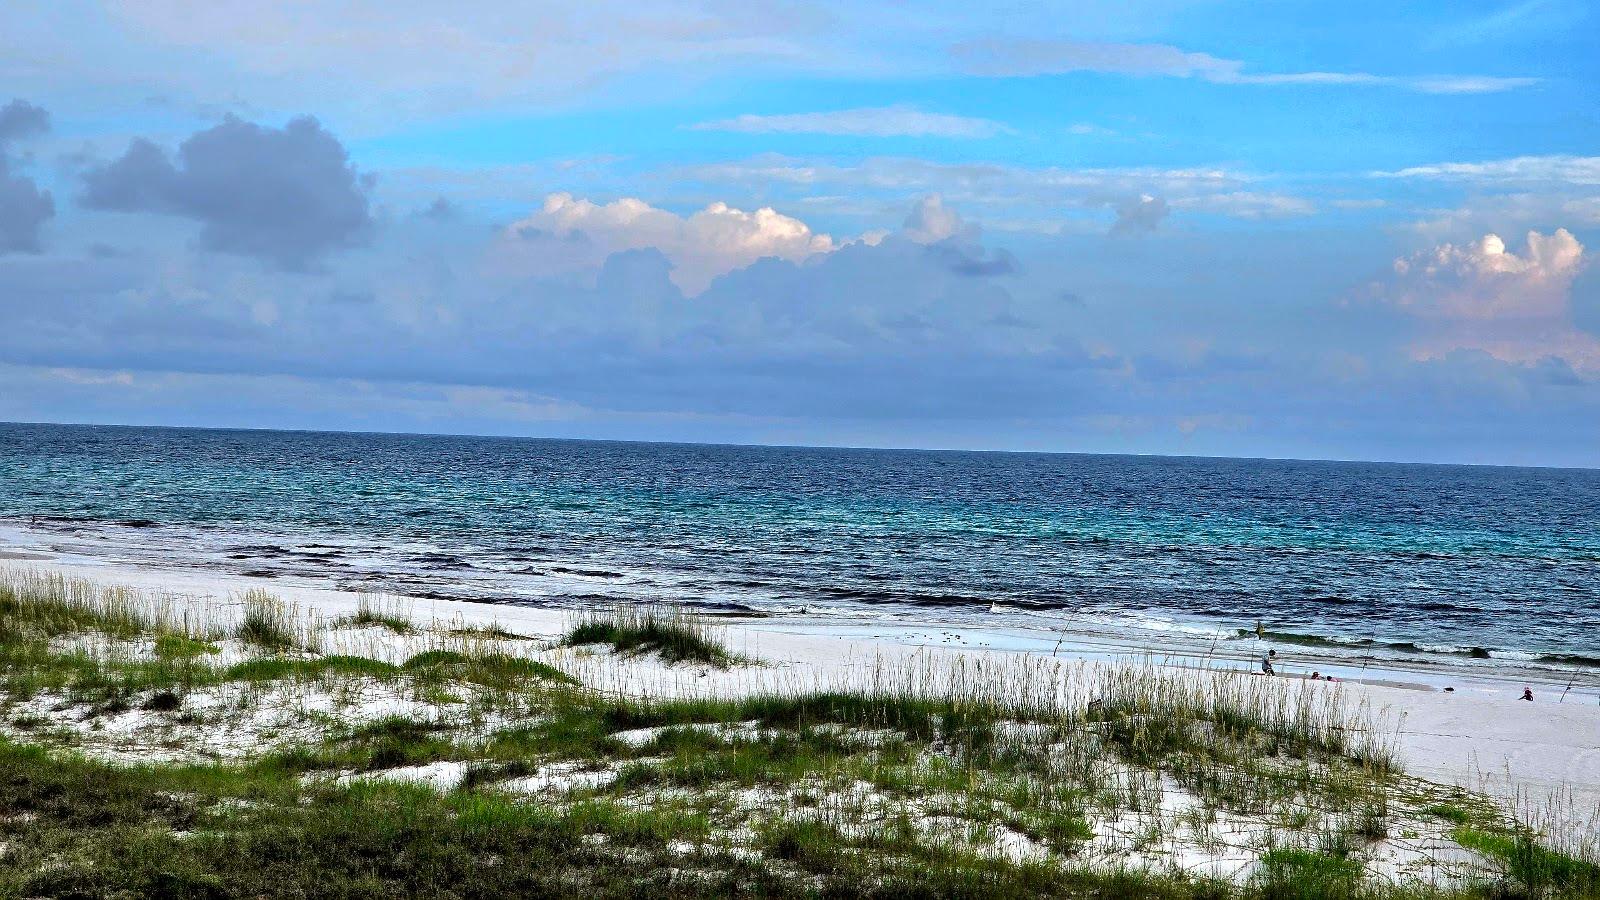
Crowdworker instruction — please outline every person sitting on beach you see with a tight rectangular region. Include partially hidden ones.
[1521,687,1534,702]
[1311,671,1322,680]
[1261,649,1277,676]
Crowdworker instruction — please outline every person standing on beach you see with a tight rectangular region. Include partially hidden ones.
[1261,649,1277,676]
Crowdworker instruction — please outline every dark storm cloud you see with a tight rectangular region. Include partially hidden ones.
[0,100,49,143]
[0,168,54,253]
[81,115,374,270]
[417,197,458,221]
[924,241,1018,277]
[0,99,53,254]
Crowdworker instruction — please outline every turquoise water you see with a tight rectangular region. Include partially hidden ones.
[1,422,1596,664]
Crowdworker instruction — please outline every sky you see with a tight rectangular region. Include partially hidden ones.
[1,1,1598,466]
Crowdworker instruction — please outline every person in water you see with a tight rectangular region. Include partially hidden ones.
[1261,649,1277,676]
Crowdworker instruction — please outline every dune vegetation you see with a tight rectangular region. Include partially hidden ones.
[0,569,1595,899]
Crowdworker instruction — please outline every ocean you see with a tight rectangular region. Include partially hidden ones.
[1,422,1597,670]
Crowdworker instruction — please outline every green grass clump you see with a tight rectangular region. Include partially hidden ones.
[1453,826,1600,896]
[340,593,413,634]
[226,654,401,682]
[1254,848,1363,899]
[154,633,220,660]
[564,603,739,667]
[1423,803,1474,826]
[450,624,525,640]
[236,590,297,650]
[404,649,576,687]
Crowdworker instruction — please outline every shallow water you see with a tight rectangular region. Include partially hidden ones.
[1,422,1596,667]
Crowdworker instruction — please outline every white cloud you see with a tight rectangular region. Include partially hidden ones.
[1376,155,1600,185]
[901,194,970,243]
[691,106,1011,138]
[678,155,1319,233]
[1391,229,1582,320]
[1170,191,1317,219]
[951,38,1536,95]
[1385,228,1600,372]
[505,193,837,294]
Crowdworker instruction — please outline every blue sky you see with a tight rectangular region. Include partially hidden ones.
[2,1,1598,465]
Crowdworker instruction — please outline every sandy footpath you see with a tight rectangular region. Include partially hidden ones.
[2,544,1597,839]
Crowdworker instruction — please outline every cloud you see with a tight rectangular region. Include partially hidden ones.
[1170,191,1316,219]
[950,38,1536,94]
[678,155,1309,233]
[901,194,971,244]
[1109,194,1169,235]
[1383,228,1600,372]
[417,197,457,221]
[0,167,54,253]
[691,106,1012,138]
[1429,0,1585,47]
[81,115,374,270]
[89,0,847,118]
[1376,155,1600,185]
[0,99,49,142]
[0,98,53,254]
[504,192,836,294]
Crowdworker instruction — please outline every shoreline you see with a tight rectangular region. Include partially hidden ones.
[3,518,1596,691]
[2,548,1598,863]
[2,549,1597,819]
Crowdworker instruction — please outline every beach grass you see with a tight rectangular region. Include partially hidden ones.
[564,601,742,667]
[338,592,415,634]
[1,568,1596,899]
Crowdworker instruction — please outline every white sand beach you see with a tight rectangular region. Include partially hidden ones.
[3,533,1596,844]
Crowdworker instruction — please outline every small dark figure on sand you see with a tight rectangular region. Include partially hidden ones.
[1521,688,1534,702]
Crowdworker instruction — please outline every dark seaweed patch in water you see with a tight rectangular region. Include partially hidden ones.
[410,552,468,568]
[117,519,158,528]
[226,545,288,557]
[238,570,280,579]
[815,586,988,607]
[1540,653,1600,668]
[406,589,478,603]
[548,592,630,604]
[548,567,623,579]
[1236,629,1373,649]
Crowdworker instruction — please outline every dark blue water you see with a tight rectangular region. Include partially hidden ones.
[1,422,1596,664]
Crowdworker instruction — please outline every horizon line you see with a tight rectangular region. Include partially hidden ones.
[3,418,1594,474]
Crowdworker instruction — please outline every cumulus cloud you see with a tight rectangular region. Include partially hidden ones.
[901,194,970,244]
[894,195,1014,275]
[0,99,49,142]
[504,193,836,294]
[692,106,1011,139]
[81,115,373,270]
[1384,228,1600,372]
[1109,195,1169,235]
[0,98,53,254]
[950,38,1535,94]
